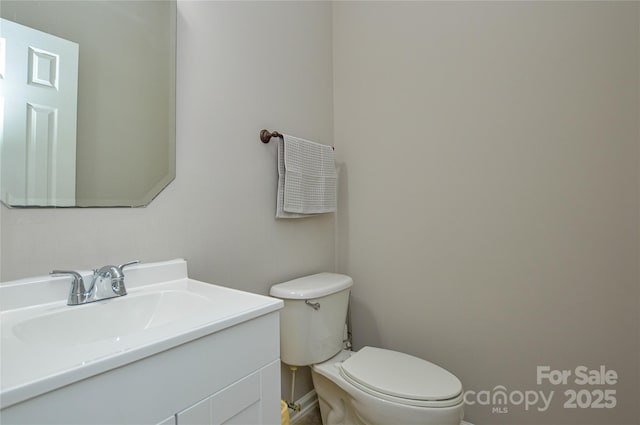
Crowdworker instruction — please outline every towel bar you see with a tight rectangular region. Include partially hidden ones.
[260,129,334,150]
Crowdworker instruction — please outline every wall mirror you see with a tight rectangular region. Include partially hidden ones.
[0,0,176,207]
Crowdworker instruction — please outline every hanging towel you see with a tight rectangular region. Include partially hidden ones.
[276,134,337,218]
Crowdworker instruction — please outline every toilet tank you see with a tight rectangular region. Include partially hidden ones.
[270,273,353,366]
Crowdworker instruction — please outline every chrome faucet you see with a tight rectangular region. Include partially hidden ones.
[51,260,140,306]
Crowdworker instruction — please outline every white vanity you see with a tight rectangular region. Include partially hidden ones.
[0,259,283,425]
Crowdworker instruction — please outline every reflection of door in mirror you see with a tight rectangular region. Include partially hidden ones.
[0,18,78,206]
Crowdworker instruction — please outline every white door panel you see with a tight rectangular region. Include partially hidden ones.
[0,18,78,206]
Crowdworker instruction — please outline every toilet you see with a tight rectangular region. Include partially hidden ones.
[270,273,466,425]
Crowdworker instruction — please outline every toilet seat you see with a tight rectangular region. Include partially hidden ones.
[339,347,464,408]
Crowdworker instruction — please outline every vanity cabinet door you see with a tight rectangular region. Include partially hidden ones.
[177,395,211,425]
[209,371,261,424]
[176,372,260,425]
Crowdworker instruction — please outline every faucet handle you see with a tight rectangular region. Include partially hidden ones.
[103,260,139,296]
[95,260,139,279]
[119,260,140,270]
[51,270,86,305]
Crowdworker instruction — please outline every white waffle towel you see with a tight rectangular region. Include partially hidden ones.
[276,134,336,218]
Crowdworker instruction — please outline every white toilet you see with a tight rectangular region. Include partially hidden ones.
[270,273,465,425]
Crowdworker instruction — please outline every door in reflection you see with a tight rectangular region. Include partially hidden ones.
[1,18,78,206]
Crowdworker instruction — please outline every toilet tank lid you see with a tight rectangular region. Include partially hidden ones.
[270,273,353,299]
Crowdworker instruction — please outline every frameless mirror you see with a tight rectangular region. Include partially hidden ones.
[0,0,176,207]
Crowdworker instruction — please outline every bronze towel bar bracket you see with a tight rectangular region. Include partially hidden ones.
[260,129,283,143]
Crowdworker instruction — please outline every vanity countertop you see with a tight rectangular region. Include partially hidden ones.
[0,259,283,409]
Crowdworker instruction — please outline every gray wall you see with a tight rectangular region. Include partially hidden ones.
[333,2,639,424]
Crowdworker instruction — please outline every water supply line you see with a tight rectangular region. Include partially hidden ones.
[287,366,301,412]
[344,294,353,350]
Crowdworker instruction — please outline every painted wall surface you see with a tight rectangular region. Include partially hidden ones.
[0,0,333,399]
[333,2,639,424]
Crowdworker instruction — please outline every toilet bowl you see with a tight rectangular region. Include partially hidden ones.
[270,273,466,425]
[311,349,464,425]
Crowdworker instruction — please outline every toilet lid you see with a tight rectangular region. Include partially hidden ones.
[340,347,462,403]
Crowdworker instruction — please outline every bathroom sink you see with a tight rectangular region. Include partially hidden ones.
[12,290,213,347]
[0,259,283,410]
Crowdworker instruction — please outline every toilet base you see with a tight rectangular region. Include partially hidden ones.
[311,350,465,425]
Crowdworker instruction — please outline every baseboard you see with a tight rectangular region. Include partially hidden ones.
[289,390,319,425]
[287,390,474,425]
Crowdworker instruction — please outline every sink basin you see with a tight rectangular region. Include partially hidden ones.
[12,290,214,346]
[0,259,283,410]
